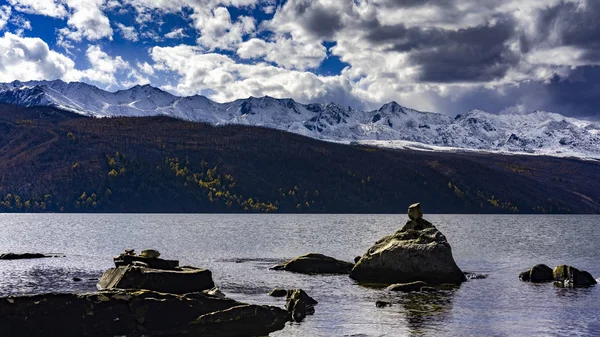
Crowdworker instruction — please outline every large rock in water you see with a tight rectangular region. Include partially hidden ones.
[271,253,354,274]
[519,264,554,283]
[350,212,466,285]
[553,265,597,288]
[97,265,215,294]
[0,289,290,337]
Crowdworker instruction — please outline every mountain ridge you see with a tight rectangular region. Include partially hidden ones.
[1,80,599,158]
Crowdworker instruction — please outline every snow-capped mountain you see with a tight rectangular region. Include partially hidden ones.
[1,80,599,158]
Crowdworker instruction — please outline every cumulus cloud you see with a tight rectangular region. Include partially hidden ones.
[7,0,67,18]
[0,6,10,30]
[0,32,77,82]
[164,28,187,39]
[150,44,363,107]
[59,0,113,42]
[80,45,129,85]
[116,23,139,41]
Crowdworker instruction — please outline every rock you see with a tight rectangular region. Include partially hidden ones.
[140,249,161,259]
[97,265,215,294]
[408,202,423,220]
[203,287,226,298]
[519,264,554,283]
[269,288,288,297]
[0,289,290,337]
[285,289,317,323]
[188,304,290,337]
[0,253,62,260]
[519,270,531,282]
[271,253,354,275]
[114,251,178,270]
[350,211,466,285]
[553,265,597,288]
[464,272,488,280]
[375,300,391,308]
[386,281,428,292]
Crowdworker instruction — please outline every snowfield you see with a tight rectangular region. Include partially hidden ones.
[1,80,599,159]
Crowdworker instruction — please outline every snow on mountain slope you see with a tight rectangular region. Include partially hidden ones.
[1,80,599,159]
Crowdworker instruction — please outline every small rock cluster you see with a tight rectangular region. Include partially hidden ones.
[520,264,597,288]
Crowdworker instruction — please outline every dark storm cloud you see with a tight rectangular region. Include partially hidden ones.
[531,1,600,62]
[363,17,519,82]
[430,66,600,120]
[376,0,454,8]
[282,0,343,39]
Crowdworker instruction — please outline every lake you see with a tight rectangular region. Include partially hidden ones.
[0,213,599,336]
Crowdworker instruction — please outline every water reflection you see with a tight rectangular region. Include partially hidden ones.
[374,285,459,337]
[401,289,457,336]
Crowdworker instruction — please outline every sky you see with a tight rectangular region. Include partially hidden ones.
[0,0,599,118]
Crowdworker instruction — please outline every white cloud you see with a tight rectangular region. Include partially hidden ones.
[0,32,78,82]
[8,0,68,18]
[137,61,155,76]
[192,6,255,50]
[0,6,10,31]
[58,0,113,42]
[79,45,129,85]
[164,28,187,39]
[116,23,139,41]
[150,44,360,107]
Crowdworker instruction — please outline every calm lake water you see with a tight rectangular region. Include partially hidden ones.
[0,214,599,336]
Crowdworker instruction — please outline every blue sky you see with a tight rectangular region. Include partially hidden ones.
[0,0,599,118]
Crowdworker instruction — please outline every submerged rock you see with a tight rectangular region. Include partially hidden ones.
[553,265,597,288]
[0,289,289,337]
[271,253,354,275]
[285,289,317,323]
[375,300,391,308]
[97,265,215,294]
[351,204,465,285]
[519,264,554,283]
[386,281,428,292]
[269,288,288,297]
[0,253,63,260]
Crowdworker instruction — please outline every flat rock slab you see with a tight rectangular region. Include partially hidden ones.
[0,253,64,260]
[271,253,354,274]
[0,289,290,337]
[97,265,215,294]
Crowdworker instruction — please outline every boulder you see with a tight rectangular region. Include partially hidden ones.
[97,265,215,294]
[553,265,597,288]
[386,281,428,292]
[285,289,317,323]
[0,289,290,337]
[350,209,465,285]
[271,253,354,275]
[519,264,554,283]
[268,288,288,297]
[408,203,423,220]
[0,253,62,260]
[140,249,161,258]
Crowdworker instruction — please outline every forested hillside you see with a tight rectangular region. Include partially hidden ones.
[0,104,598,214]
